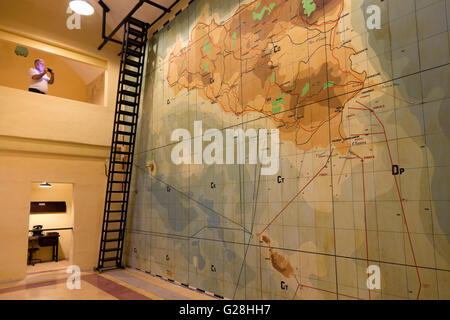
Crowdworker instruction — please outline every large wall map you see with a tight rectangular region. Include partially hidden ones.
[125,0,450,299]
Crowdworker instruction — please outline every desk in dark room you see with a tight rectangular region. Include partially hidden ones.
[28,232,60,263]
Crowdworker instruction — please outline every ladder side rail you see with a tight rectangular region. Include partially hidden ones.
[117,23,148,267]
[97,19,132,270]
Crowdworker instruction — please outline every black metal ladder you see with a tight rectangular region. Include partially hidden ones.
[97,18,149,271]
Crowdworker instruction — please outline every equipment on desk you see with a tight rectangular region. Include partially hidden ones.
[32,225,43,236]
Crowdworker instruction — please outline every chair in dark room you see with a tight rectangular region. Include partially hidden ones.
[27,242,41,266]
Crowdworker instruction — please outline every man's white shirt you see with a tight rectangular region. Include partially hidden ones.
[29,68,50,93]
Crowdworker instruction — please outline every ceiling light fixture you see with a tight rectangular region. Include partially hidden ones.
[39,182,52,188]
[69,0,95,16]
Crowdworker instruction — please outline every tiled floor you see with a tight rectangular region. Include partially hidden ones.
[26,260,72,275]
[0,264,218,300]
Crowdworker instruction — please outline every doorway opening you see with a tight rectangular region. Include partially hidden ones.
[27,182,74,275]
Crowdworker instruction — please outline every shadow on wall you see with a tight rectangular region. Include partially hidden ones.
[0,38,105,105]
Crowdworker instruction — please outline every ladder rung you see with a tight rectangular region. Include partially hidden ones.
[128,28,144,37]
[102,248,120,252]
[112,170,128,174]
[104,238,122,242]
[112,160,130,164]
[124,59,141,68]
[120,90,138,97]
[128,17,146,28]
[106,210,124,213]
[105,229,122,232]
[115,140,132,146]
[113,151,132,155]
[118,110,136,117]
[121,80,139,87]
[119,100,137,107]
[113,159,130,161]
[117,130,133,136]
[124,69,140,78]
[115,139,131,145]
[127,38,144,47]
[119,100,136,108]
[117,120,135,126]
[108,191,126,194]
[102,257,118,262]
[110,200,126,203]
[112,160,130,165]
[126,48,142,58]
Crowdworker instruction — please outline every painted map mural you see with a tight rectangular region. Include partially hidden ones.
[124,0,450,299]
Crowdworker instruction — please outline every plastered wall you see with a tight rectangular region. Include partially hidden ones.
[0,153,107,282]
[0,0,123,282]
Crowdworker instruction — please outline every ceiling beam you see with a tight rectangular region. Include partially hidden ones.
[149,0,181,29]
[97,0,184,51]
[143,1,170,13]
[98,0,110,12]
[98,0,146,50]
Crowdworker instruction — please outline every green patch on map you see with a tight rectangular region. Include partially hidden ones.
[302,0,316,17]
[204,40,211,54]
[323,81,334,89]
[301,82,310,97]
[232,32,237,50]
[272,106,282,114]
[253,3,275,20]
[271,93,286,114]
[270,73,275,83]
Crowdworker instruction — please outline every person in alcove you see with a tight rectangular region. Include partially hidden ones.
[28,58,55,94]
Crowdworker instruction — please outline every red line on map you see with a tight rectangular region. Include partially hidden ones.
[356,100,422,299]
[292,275,366,300]
[257,151,333,237]
[259,241,263,299]
[348,107,368,111]
[350,150,371,300]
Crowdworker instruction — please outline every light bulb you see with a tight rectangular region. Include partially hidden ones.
[70,0,94,16]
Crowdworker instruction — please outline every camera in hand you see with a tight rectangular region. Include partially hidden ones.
[47,67,53,73]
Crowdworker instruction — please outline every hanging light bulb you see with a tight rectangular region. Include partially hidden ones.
[69,0,95,16]
[39,182,52,188]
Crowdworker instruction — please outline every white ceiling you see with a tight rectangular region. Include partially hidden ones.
[96,0,179,42]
